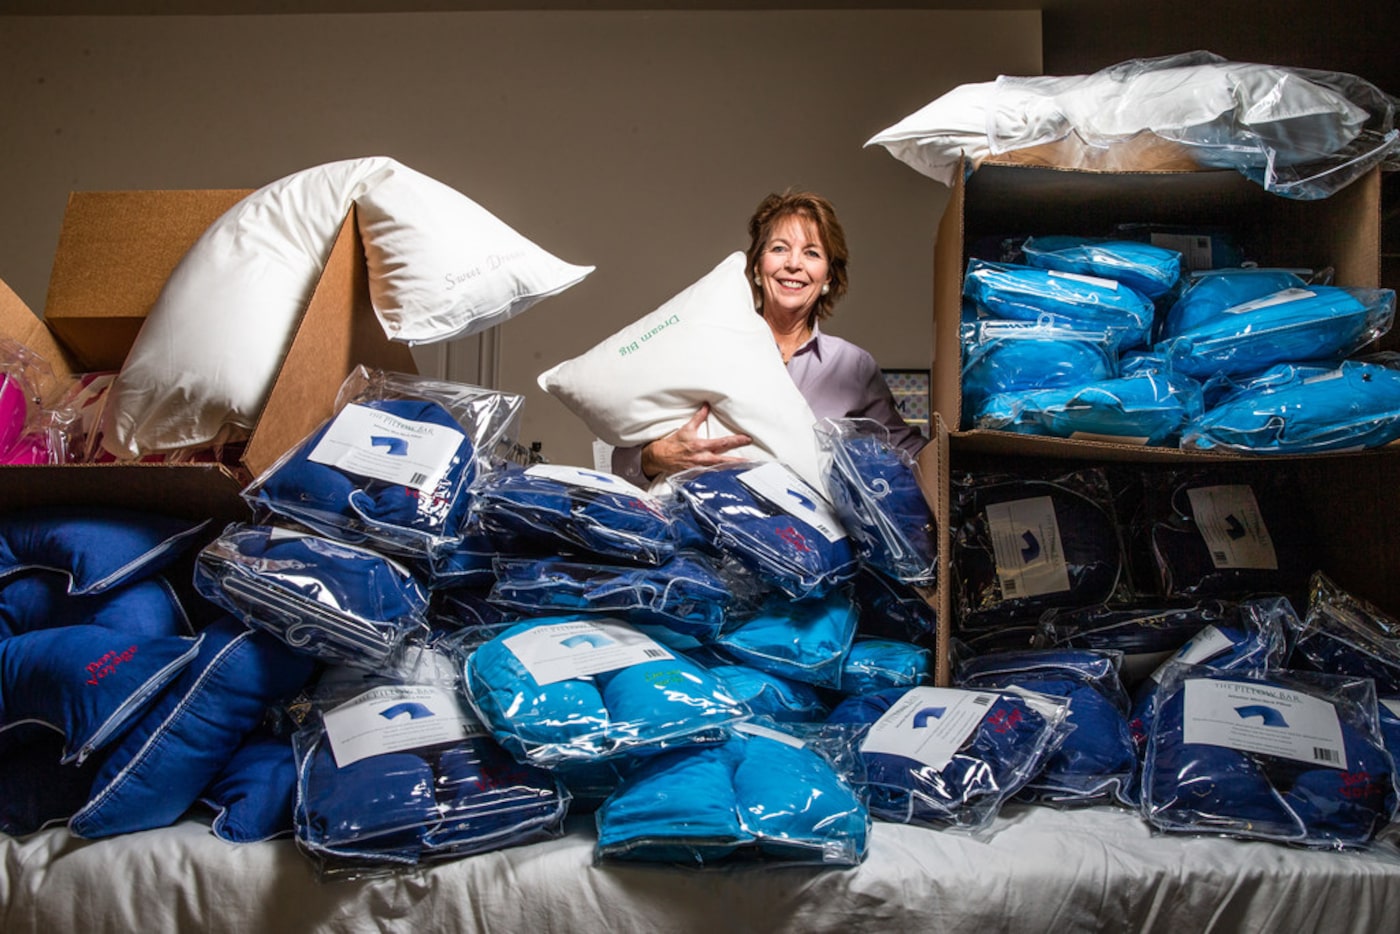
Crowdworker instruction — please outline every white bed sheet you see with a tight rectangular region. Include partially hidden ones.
[4,805,1398,933]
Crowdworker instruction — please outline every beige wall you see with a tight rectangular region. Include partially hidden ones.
[0,11,1040,467]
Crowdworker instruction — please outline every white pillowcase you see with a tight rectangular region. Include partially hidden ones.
[355,163,594,345]
[537,252,825,495]
[102,157,592,459]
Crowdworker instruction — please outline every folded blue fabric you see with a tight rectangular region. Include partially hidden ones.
[69,616,317,839]
[958,649,1137,806]
[673,463,858,600]
[828,687,1065,830]
[199,727,298,843]
[595,729,867,866]
[975,370,1203,446]
[194,523,431,670]
[245,397,480,558]
[851,568,938,643]
[1143,670,1396,846]
[961,323,1118,423]
[419,528,500,590]
[1020,236,1183,300]
[1290,572,1400,695]
[0,507,211,596]
[952,472,1125,629]
[422,739,570,852]
[838,639,932,695]
[463,618,744,764]
[1157,286,1394,381]
[0,574,190,640]
[715,592,858,688]
[489,554,734,641]
[1182,360,1400,454]
[818,421,936,585]
[0,624,201,764]
[962,259,1154,350]
[705,664,828,722]
[466,463,678,566]
[1163,269,1309,337]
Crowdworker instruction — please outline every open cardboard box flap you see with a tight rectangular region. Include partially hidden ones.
[0,188,416,524]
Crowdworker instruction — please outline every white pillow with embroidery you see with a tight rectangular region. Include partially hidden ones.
[537,252,825,494]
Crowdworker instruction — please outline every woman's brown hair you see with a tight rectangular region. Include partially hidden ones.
[745,189,849,324]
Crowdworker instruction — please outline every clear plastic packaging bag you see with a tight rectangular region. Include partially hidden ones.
[975,369,1204,446]
[456,616,748,766]
[703,663,829,723]
[851,567,938,643]
[815,418,936,586]
[1020,236,1184,300]
[292,651,569,879]
[827,685,1071,832]
[670,460,858,600]
[1156,285,1394,380]
[962,259,1155,351]
[1141,664,1398,847]
[1163,268,1311,337]
[951,467,1129,629]
[465,462,678,567]
[837,638,933,696]
[958,648,1138,806]
[1038,598,1231,689]
[1181,359,1400,454]
[242,367,524,559]
[488,553,745,642]
[594,720,869,867]
[194,523,431,670]
[0,338,78,465]
[1290,572,1400,695]
[960,319,1119,424]
[713,591,859,689]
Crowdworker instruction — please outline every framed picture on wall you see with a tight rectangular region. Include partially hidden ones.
[882,368,931,438]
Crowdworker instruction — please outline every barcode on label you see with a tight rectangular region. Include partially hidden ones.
[409,471,428,486]
[1212,550,1227,562]
[972,695,992,707]
[1003,579,1019,595]
[1314,746,1341,764]
[643,648,668,658]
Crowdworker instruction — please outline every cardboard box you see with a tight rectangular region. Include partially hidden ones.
[934,160,1384,461]
[0,189,417,524]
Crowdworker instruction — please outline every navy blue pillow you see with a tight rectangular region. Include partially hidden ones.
[0,507,212,596]
[0,573,191,640]
[199,727,298,843]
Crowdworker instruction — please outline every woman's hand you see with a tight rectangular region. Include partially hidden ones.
[641,403,752,480]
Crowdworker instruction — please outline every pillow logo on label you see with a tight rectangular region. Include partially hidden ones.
[1234,704,1289,728]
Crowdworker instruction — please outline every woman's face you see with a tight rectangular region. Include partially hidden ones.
[756,214,830,324]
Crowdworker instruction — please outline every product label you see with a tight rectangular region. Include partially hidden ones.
[323,684,479,768]
[1222,287,1315,315]
[737,462,846,542]
[860,687,999,771]
[1049,269,1119,291]
[503,619,672,685]
[1148,625,1235,684]
[1382,698,1400,719]
[986,495,1071,599]
[1181,678,1347,770]
[1150,233,1214,272]
[307,403,465,491]
[1186,485,1278,570]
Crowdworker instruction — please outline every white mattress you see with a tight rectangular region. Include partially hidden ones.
[4,805,1399,933]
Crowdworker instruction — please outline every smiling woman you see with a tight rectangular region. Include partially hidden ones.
[612,189,926,487]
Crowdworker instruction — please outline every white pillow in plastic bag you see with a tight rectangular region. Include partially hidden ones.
[355,163,594,345]
[537,252,825,494]
[102,156,396,459]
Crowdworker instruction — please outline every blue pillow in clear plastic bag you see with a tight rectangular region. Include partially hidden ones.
[1163,269,1310,337]
[489,554,737,642]
[1157,286,1394,381]
[962,259,1155,350]
[705,664,828,722]
[193,523,431,671]
[1289,572,1400,695]
[1142,667,1397,847]
[1038,599,1231,689]
[827,685,1070,831]
[816,418,936,586]
[958,648,1137,806]
[1181,360,1400,454]
[1020,236,1183,300]
[461,617,745,765]
[960,321,1118,423]
[714,592,859,689]
[838,639,932,695]
[671,461,857,600]
[466,463,678,567]
[851,568,937,643]
[974,370,1203,446]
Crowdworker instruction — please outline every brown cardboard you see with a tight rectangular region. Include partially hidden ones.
[0,189,417,522]
[935,161,1384,450]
